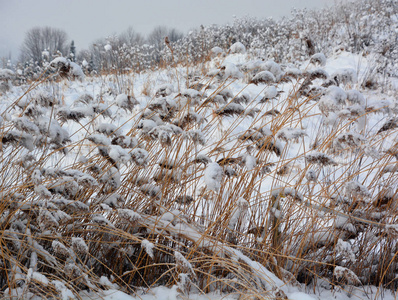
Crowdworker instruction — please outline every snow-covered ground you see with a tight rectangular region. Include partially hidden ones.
[0,48,397,299]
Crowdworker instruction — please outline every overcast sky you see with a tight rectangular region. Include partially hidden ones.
[0,0,331,61]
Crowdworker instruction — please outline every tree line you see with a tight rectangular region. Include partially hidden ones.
[8,25,183,76]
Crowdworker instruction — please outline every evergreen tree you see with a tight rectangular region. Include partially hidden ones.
[69,40,76,62]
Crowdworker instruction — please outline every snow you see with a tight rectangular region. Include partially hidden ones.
[138,119,158,134]
[141,239,155,259]
[52,280,75,300]
[244,154,256,170]
[204,162,223,192]
[118,208,141,223]
[108,145,131,164]
[229,41,246,54]
[174,251,194,275]
[310,52,327,66]
[130,148,149,165]
[276,127,307,142]
[250,70,276,84]
[289,292,317,300]
[72,237,89,254]
[0,68,15,79]
[331,68,358,85]
[70,61,85,80]
[344,181,371,201]
[3,13,398,299]
[210,46,223,55]
[49,57,69,66]
[261,60,283,78]
[81,287,238,300]
[96,122,120,136]
[99,276,119,289]
[262,86,278,100]
[104,44,112,51]
[223,62,243,79]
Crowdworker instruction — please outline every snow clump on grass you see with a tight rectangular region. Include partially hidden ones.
[229,42,246,54]
[204,162,223,192]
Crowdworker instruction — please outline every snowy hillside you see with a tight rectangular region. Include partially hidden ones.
[1,2,398,299]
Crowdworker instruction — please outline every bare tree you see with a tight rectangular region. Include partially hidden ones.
[147,26,169,52]
[167,28,184,43]
[20,26,68,64]
[147,26,183,61]
[120,27,145,47]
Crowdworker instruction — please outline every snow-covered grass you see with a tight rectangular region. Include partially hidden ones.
[1,46,398,300]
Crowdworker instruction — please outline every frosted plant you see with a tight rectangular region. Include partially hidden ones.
[140,184,162,199]
[204,162,223,192]
[250,71,276,85]
[307,68,329,80]
[74,93,93,105]
[179,89,203,106]
[326,85,347,105]
[92,214,114,227]
[174,110,204,129]
[155,84,174,97]
[49,57,85,80]
[92,103,113,118]
[222,62,244,79]
[260,86,278,102]
[344,181,371,201]
[276,127,307,142]
[102,193,125,208]
[131,148,149,166]
[175,251,195,276]
[333,132,366,150]
[141,239,155,259]
[333,266,361,285]
[305,151,338,166]
[31,90,58,107]
[310,52,327,66]
[243,154,257,170]
[52,241,70,259]
[228,198,249,230]
[108,145,131,164]
[232,93,250,105]
[331,68,357,86]
[87,134,111,146]
[305,169,317,182]
[48,177,79,199]
[101,167,121,193]
[96,122,120,136]
[14,117,40,135]
[377,117,398,134]
[111,135,139,148]
[191,154,212,165]
[210,46,223,56]
[346,90,365,105]
[229,42,246,54]
[215,103,245,117]
[118,208,141,224]
[2,130,35,151]
[57,106,94,123]
[261,60,283,79]
[115,93,139,112]
[137,119,158,134]
[335,239,356,263]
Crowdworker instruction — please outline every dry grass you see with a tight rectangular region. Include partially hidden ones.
[0,54,397,299]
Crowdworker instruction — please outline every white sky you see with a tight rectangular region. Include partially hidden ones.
[0,0,332,61]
